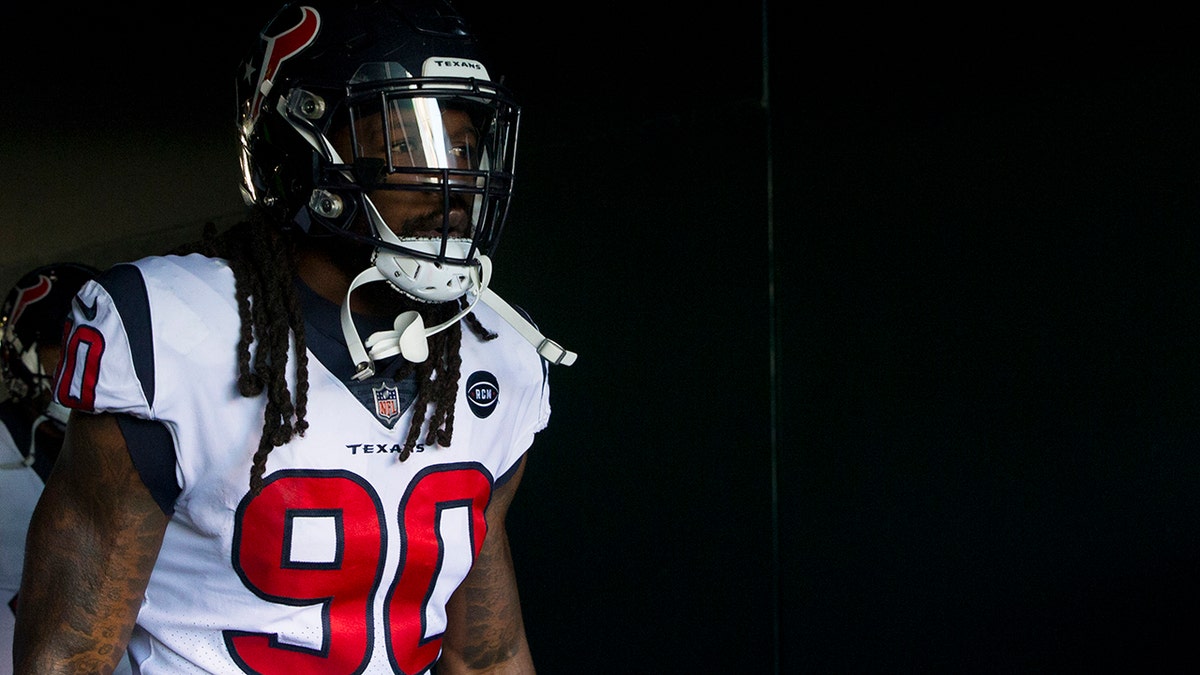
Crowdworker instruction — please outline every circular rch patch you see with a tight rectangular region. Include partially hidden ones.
[466,371,499,418]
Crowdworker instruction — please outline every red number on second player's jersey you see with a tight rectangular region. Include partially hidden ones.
[55,322,105,411]
[225,465,491,674]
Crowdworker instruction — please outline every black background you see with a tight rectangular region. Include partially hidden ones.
[776,11,1200,673]
[6,2,1200,672]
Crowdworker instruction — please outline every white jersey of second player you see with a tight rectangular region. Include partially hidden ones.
[0,417,43,675]
[55,253,550,674]
[2,408,134,675]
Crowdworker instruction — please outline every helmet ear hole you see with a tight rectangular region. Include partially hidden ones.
[289,90,327,120]
[308,190,345,218]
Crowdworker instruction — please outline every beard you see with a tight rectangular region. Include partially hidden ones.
[395,201,473,239]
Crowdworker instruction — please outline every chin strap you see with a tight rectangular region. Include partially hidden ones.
[477,289,577,366]
[341,264,482,380]
[340,254,576,379]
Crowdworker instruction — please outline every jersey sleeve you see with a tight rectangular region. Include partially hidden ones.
[54,264,184,513]
[471,304,553,483]
[510,307,553,455]
[53,265,156,418]
[518,363,551,451]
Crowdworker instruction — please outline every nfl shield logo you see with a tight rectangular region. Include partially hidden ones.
[372,382,401,424]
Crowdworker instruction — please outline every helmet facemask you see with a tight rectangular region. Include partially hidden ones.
[267,62,519,374]
[236,2,571,372]
[1,335,53,408]
[340,81,515,302]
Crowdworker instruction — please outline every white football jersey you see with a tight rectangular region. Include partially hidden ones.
[54,254,550,674]
[0,416,42,675]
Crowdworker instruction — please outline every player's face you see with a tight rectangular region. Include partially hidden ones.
[334,100,481,239]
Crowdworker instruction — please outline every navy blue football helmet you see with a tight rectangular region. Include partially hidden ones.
[236,0,520,304]
[1,263,98,409]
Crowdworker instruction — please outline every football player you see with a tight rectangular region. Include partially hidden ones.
[0,263,133,675]
[14,1,573,673]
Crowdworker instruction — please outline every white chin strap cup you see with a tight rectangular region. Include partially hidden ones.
[341,255,489,379]
[340,253,576,379]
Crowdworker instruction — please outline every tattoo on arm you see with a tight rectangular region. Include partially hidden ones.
[14,412,168,673]
[440,456,535,673]
[455,527,527,668]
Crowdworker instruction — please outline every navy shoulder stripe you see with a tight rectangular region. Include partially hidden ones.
[115,413,180,515]
[96,264,155,408]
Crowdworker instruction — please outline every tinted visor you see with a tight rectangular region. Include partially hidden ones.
[347,95,496,183]
[333,82,518,260]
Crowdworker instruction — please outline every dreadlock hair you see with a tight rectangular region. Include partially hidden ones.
[176,215,497,495]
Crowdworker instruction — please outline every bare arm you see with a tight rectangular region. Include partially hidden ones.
[13,411,168,674]
[438,455,535,674]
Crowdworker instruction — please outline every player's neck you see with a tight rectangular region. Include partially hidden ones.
[294,246,349,304]
[294,244,421,317]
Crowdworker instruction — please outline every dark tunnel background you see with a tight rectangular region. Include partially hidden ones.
[4,2,1200,671]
